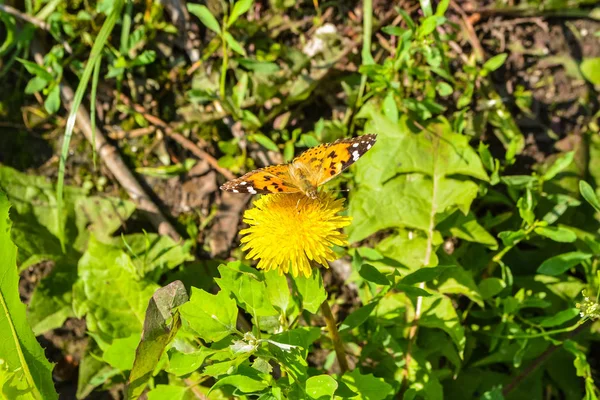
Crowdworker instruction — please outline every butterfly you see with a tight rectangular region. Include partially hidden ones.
[220,134,377,198]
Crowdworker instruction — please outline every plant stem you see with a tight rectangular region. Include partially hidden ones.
[320,299,349,373]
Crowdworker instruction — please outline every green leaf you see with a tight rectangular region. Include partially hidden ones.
[180,288,238,342]
[76,343,119,399]
[580,181,600,213]
[359,264,390,285]
[538,308,579,327]
[534,226,577,243]
[224,32,246,56]
[128,281,189,399]
[436,266,484,307]
[382,92,398,124]
[482,53,508,72]
[542,151,575,181]
[537,251,592,276]
[187,4,221,35]
[420,294,466,356]
[228,0,254,26]
[116,233,194,276]
[44,84,61,114]
[339,301,378,332]
[437,211,498,249]
[349,112,488,242]
[147,385,191,400]
[395,284,433,297]
[166,348,212,376]
[478,278,506,300]
[269,327,320,358]
[74,237,159,339]
[580,57,600,85]
[216,262,277,317]
[306,375,338,399]
[211,374,269,394]
[264,270,291,314]
[16,57,54,81]
[237,58,280,73]
[293,270,326,314]
[251,133,279,152]
[418,16,438,38]
[103,334,139,371]
[340,370,393,400]
[0,191,58,399]
[401,265,455,285]
[24,76,49,94]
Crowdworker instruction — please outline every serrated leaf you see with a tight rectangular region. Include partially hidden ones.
[0,191,58,399]
[340,370,393,400]
[187,4,221,35]
[180,288,238,342]
[537,252,592,276]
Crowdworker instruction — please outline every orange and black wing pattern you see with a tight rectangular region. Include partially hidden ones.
[220,164,300,195]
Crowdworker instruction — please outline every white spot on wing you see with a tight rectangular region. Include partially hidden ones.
[232,189,239,193]
[367,144,372,149]
[352,150,360,161]
[247,187,257,194]
[240,181,247,185]
[352,143,359,148]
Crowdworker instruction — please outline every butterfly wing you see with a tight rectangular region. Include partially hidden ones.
[220,164,301,194]
[295,134,377,186]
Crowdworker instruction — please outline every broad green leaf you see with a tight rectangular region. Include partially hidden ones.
[76,343,119,399]
[147,385,192,400]
[0,191,57,399]
[264,270,291,314]
[537,252,592,276]
[376,231,440,269]
[580,57,600,85]
[115,233,193,276]
[166,348,212,376]
[479,278,506,300]
[293,270,327,314]
[306,375,337,399]
[580,181,600,213]
[436,266,484,307]
[339,302,379,332]
[180,288,238,342]
[103,334,139,371]
[228,0,254,26]
[74,237,159,339]
[187,4,221,35]
[419,294,466,356]
[359,264,390,285]
[216,262,277,317]
[534,226,577,243]
[269,327,321,358]
[437,211,498,249]
[349,111,488,242]
[538,308,579,327]
[340,370,393,400]
[211,374,269,394]
[24,76,49,94]
[395,284,433,297]
[237,58,280,73]
[401,265,455,285]
[128,281,189,399]
[268,342,308,381]
[542,151,574,181]
[251,133,279,152]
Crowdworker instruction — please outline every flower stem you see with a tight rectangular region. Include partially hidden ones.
[320,299,349,373]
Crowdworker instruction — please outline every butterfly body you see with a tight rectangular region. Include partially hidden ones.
[220,134,377,197]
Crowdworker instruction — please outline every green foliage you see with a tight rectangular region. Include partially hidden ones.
[0,191,58,399]
[2,0,600,398]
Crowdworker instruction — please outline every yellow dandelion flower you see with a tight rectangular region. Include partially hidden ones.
[240,192,351,277]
